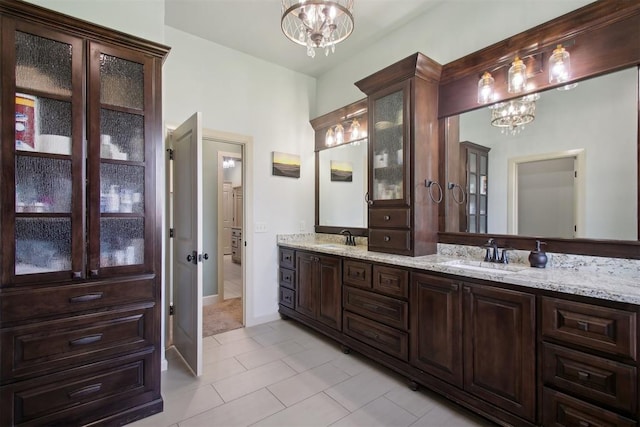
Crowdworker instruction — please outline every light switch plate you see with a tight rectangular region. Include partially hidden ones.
[255,222,267,233]
[299,220,306,231]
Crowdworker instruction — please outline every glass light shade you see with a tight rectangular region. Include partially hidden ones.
[349,118,360,139]
[334,123,345,144]
[508,56,527,94]
[325,127,335,146]
[281,0,354,58]
[549,44,571,84]
[477,72,495,104]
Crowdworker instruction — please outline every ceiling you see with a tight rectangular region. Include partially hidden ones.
[164,0,444,78]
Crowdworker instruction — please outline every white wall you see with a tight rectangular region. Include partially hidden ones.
[163,27,316,324]
[315,0,594,115]
[459,68,638,240]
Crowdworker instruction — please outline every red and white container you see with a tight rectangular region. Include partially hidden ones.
[15,93,37,151]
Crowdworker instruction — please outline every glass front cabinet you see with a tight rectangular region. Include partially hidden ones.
[459,141,490,234]
[0,2,169,426]
[357,53,442,256]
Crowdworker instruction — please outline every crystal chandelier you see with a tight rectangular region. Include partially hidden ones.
[281,0,354,58]
[489,94,540,136]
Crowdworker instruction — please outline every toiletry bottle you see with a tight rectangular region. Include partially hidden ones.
[528,240,548,268]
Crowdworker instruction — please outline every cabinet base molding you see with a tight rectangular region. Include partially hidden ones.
[278,305,535,427]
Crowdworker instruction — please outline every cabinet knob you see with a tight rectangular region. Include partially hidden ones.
[73,271,82,279]
[577,371,590,381]
[384,236,390,242]
[383,215,391,221]
[451,283,459,291]
[577,321,589,331]
[90,269,99,277]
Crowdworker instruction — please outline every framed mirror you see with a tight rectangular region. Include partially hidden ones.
[312,99,369,235]
[437,1,640,259]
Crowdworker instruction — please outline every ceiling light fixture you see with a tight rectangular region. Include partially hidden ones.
[281,0,354,58]
[490,93,540,136]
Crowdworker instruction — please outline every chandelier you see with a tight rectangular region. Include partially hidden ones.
[489,94,540,136]
[281,0,354,58]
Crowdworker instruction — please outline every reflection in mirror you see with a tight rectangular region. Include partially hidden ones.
[318,139,368,228]
[447,68,638,241]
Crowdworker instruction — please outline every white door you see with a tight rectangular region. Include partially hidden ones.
[222,182,233,254]
[172,112,203,376]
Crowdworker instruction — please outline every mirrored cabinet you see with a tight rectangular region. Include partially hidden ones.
[0,1,169,425]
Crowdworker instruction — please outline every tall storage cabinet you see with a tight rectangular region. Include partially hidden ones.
[355,53,442,256]
[0,1,169,425]
[459,141,490,234]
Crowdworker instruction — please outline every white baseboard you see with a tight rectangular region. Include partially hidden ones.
[203,294,219,306]
[245,312,280,327]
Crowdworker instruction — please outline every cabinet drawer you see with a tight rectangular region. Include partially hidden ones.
[543,342,637,414]
[232,228,242,237]
[1,278,155,323]
[1,350,155,427]
[343,311,408,361]
[543,388,637,427]
[279,287,295,309]
[279,267,295,290]
[369,208,411,228]
[1,305,154,381]
[541,297,637,360]
[279,248,295,269]
[231,236,238,248]
[373,265,408,298]
[343,260,372,289]
[368,229,411,254]
[344,286,408,330]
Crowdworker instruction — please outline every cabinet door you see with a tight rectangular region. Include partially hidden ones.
[369,81,409,206]
[463,284,536,421]
[410,273,463,387]
[316,255,342,330]
[87,42,155,277]
[1,19,85,285]
[295,252,316,319]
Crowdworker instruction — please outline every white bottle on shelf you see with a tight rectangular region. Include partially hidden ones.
[106,185,120,213]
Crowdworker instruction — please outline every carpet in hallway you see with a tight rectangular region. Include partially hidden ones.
[203,297,243,337]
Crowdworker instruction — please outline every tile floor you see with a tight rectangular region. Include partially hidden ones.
[131,319,495,427]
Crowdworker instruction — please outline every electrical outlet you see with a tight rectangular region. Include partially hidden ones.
[299,220,306,231]
[255,222,267,233]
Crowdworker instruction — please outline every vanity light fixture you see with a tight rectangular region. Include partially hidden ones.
[349,117,360,139]
[222,157,236,169]
[549,44,570,84]
[281,0,354,58]
[477,71,495,104]
[325,127,335,146]
[334,123,345,144]
[507,56,527,94]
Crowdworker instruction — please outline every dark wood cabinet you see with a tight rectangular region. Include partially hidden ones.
[295,251,342,331]
[355,53,442,256]
[462,283,536,421]
[459,141,490,234]
[410,273,463,387]
[0,1,168,425]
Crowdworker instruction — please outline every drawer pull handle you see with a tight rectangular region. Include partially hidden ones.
[578,421,590,427]
[577,371,590,381]
[70,334,103,346]
[384,236,390,242]
[69,292,104,303]
[577,321,589,331]
[362,303,380,311]
[363,330,380,339]
[451,283,459,291]
[383,215,391,221]
[68,383,102,399]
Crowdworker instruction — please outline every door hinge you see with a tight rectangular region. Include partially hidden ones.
[169,228,175,238]
[169,304,175,316]
[167,148,174,160]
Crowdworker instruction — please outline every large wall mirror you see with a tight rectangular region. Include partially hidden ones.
[438,2,640,258]
[312,98,369,235]
[445,67,638,241]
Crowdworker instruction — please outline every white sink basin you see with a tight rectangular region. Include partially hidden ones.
[315,243,348,249]
[441,259,527,274]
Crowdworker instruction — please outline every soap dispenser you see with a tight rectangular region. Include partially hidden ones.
[528,240,548,268]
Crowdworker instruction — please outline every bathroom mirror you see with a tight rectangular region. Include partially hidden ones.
[317,138,368,229]
[444,68,638,241]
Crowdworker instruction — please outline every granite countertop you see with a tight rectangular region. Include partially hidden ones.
[277,234,640,306]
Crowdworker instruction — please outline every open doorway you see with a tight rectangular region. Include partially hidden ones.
[507,149,585,237]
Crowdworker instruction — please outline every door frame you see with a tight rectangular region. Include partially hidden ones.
[164,123,252,366]
[507,149,585,236]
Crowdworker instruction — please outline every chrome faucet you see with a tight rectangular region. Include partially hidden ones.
[340,229,356,246]
[483,238,509,263]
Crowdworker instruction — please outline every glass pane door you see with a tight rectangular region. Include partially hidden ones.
[371,88,405,202]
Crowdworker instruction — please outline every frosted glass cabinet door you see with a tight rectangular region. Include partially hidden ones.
[88,41,154,274]
[6,24,84,281]
[371,87,406,203]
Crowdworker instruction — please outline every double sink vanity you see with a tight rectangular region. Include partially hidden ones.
[283,2,640,427]
[277,236,640,427]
